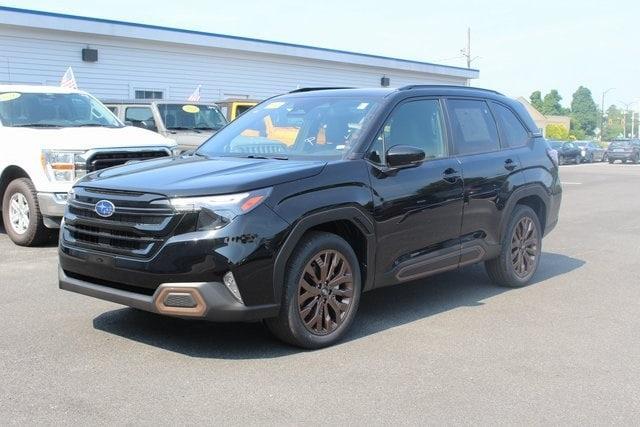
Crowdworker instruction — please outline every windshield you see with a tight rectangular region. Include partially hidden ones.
[609,141,630,148]
[197,95,381,160]
[550,141,562,149]
[157,103,227,131]
[0,91,121,128]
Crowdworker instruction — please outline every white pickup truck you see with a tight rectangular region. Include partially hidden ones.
[0,85,178,246]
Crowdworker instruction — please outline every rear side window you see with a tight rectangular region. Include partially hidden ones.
[448,99,500,155]
[492,103,529,148]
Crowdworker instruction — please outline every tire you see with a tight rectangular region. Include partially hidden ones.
[1,178,50,246]
[588,154,594,163]
[575,155,581,164]
[633,154,639,164]
[485,205,542,288]
[558,156,565,166]
[265,231,361,349]
[609,159,615,164]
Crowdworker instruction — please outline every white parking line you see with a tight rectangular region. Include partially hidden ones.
[562,182,582,185]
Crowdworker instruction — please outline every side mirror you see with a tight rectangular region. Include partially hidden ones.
[386,145,425,168]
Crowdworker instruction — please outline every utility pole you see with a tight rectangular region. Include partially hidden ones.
[601,88,615,142]
[460,27,478,69]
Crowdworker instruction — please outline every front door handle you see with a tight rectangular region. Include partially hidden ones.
[504,158,519,171]
[442,167,460,184]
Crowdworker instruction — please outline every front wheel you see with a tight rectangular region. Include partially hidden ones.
[265,231,361,349]
[1,178,51,246]
[485,205,542,287]
[575,155,582,164]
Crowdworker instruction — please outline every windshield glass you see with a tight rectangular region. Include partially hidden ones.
[197,95,381,160]
[0,91,121,128]
[157,104,227,131]
[609,141,630,148]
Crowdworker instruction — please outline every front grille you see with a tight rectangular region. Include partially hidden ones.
[86,150,169,172]
[62,187,180,258]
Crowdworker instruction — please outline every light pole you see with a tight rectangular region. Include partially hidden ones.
[601,88,615,142]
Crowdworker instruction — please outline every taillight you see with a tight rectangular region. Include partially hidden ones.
[547,148,559,167]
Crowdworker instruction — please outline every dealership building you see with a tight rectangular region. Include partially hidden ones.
[0,6,478,102]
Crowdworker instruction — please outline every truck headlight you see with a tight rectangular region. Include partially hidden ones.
[41,150,87,182]
[170,188,271,230]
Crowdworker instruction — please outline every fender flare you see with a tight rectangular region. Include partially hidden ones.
[272,206,376,302]
[499,184,551,238]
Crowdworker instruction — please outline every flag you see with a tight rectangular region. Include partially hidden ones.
[187,85,201,102]
[60,67,78,89]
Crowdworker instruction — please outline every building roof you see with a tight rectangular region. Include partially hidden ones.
[0,6,479,80]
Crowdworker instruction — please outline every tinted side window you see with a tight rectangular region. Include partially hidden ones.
[373,99,446,161]
[125,107,154,122]
[448,99,500,155]
[492,103,529,148]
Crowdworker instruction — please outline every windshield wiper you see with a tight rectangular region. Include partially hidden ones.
[168,127,201,132]
[72,123,116,127]
[194,126,222,131]
[243,154,289,160]
[11,123,62,128]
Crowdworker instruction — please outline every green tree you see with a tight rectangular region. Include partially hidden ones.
[603,105,624,140]
[541,90,568,115]
[545,123,569,140]
[530,91,543,111]
[570,86,599,137]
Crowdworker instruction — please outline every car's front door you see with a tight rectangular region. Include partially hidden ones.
[367,98,464,287]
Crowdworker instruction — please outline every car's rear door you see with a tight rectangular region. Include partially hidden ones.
[367,98,464,287]
[445,98,526,262]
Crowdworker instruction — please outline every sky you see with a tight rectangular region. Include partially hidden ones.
[2,0,639,109]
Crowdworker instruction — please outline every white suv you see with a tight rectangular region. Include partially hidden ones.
[0,85,178,246]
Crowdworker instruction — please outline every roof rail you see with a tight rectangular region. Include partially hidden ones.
[289,87,355,93]
[398,84,503,95]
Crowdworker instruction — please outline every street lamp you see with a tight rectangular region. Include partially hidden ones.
[601,88,615,142]
[619,100,639,139]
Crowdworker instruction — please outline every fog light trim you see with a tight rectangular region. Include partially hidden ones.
[154,286,206,317]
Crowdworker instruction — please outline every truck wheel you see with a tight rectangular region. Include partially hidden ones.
[485,205,542,288]
[1,178,50,246]
[265,231,361,349]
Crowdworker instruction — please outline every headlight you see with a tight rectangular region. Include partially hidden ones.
[41,150,87,182]
[170,188,271,230]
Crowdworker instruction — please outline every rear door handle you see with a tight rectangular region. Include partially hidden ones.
[442,167,460,183]
[504,158,519,171]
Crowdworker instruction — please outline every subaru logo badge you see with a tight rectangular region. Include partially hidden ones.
[95,200,115,218]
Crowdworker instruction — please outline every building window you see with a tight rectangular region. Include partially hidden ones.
[134,90,163,100]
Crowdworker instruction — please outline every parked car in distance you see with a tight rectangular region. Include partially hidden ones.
[216,99,259,121]
[606,139,640,164]
[0,85,178,246]
[59,86,562,348]
[575,140,606,163]
[549,140,581,165]
[104,101,228,152]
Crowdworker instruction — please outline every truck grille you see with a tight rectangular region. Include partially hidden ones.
[62,187,181,258]
[86,149,170,172]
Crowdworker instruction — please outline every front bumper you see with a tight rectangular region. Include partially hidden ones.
[59,267,278,321]
[607,152,634,160]
[37,192,67,218]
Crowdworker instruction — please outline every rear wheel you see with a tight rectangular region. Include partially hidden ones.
[265,231,361,349]
[1,178,50,246]
[575,155,581,164]
[485,205,542,287]
[633,154,639,164]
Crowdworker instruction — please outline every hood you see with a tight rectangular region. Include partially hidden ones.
[1,125,175,150]
[77,155,326,197]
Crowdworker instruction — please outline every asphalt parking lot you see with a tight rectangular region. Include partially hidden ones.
[1,162,639,424]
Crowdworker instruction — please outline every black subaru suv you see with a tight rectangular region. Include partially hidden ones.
[59,86,562,348]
